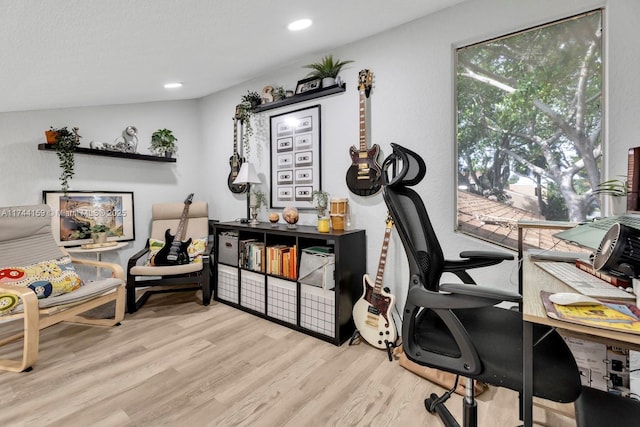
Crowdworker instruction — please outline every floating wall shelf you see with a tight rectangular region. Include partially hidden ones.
[252,84,346,113]
[37,143,176,163]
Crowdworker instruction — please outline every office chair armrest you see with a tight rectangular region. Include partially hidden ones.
[459,250,514,261]
[439,282,521,303]
[443,250,514,284]
[407,280,518,310]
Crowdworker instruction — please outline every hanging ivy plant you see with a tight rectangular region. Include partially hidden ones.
[236,90,262,158]
[50,126,81,195]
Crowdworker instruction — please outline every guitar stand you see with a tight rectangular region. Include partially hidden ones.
[384,339,395,362]
[349,329,362,346]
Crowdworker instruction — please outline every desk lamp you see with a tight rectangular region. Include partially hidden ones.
[233,162,261,223]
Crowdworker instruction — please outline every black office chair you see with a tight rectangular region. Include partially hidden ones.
[381,143,583,426]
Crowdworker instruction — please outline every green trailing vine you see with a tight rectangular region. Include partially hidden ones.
[51,126,81,195]
[236,90,262,158]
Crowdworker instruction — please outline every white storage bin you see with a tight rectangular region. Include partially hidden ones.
[241,269,265,314]
[300,283,335,338]
[217,264,239,304]
[298,249,335,290]
[267,277,297,325]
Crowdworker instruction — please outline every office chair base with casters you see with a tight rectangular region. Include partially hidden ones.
[424,376,478,427]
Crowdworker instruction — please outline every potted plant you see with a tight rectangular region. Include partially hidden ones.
[149,128,178,157]
[50,126,81,195]
[593,176,628,215]
[45,129,58,144]
[236,90,262,158]
[90,224,110,244]
[303,54,354,87]
[311,190,329,217]
[273,86,287,101]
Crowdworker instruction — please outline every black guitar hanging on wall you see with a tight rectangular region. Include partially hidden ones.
[228,105,247,193]
[346,69,382,196]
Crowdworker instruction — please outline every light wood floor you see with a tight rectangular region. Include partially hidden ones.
[1,292,576,426]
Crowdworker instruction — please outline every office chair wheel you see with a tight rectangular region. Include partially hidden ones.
[425,393,460,427]
[425,393,440,413]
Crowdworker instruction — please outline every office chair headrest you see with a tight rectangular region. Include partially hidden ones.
[382,143,426,187]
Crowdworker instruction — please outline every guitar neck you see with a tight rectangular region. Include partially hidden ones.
[175,202,191,242]
[358,89,368,152]
[232,118,239,155]
[373,223,392,293]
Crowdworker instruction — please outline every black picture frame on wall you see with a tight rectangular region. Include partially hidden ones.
[270,105,321,210]
[42,190,135,247]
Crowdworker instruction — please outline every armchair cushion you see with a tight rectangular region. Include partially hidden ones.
[0,255,83,302]
[145,237,208,265]
[9,277,121,313]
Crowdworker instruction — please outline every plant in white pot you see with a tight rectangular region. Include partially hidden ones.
[303,54,353,88]
[90,224,110,244]
[149,128,178,157]
[593,176,628,215]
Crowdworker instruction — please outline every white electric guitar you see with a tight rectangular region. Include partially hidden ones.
[353,215,397,349]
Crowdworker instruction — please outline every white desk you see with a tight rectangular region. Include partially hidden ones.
[521,255,640,427]
[66,242,128,277]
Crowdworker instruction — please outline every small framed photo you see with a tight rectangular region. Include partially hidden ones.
[295,77,321,95]
[42,190,135,247]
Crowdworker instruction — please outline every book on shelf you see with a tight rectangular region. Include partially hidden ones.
[575,259,631,288]
[266,244,297,280]
[239,239,265,273]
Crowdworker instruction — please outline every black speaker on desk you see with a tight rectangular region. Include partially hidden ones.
[593,222,640,277]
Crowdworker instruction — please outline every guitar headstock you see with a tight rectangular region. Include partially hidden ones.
[234,104,243,121]
[358,69,373,98]
[385,213,394,228]
[184,193,194,204]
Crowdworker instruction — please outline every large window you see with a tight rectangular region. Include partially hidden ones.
[455,10,603,249]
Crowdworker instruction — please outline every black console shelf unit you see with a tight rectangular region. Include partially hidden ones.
[213,221,366,346]
[38,143,176,163]
[252,84,346,113]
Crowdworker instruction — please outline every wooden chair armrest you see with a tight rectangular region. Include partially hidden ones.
[69,257,125,280]
[0,282,38,305]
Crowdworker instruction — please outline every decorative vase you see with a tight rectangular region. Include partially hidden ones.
[249,205,259,226]
[164,151,173,158]
[611,196,626,215]
[317,217,330,233]
[322,77,336,88]
[45,130,58,144]
[91,232,107,244]
[282,207,299,229]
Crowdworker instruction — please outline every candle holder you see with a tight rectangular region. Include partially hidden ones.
[249,205,259,226]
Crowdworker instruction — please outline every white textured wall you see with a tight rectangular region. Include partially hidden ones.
[0,100,200,266]
[2,0,639,322]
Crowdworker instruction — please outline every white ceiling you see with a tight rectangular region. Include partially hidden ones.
[1,0,466,113]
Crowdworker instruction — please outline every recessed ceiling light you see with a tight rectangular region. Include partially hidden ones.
[164,82,183,89]
[288,19,312,31]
